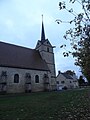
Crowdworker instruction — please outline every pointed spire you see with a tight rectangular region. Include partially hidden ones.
[41,15,45,43]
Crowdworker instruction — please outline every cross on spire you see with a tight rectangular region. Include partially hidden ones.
[41,15,45,43]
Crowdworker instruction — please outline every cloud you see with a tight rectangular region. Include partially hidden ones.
[0,0,82,77]
[5,19,14,29]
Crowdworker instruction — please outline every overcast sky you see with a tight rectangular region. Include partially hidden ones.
[0,0,82,76]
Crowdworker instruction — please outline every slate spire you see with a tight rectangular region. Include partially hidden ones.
[41,15,45,43]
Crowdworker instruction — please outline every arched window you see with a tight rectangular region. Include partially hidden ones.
[14,74,19,83]
[35,75,39,83]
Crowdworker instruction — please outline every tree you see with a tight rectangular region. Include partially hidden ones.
[65,70,75,76]
[78,75,85,86]
[56,0,90,84]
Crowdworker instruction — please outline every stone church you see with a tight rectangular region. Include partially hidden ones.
[0,19,56,93]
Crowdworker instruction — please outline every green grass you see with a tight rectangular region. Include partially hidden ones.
[0,88,90,120]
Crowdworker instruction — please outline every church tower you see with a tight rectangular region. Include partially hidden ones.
[35,15,56,90]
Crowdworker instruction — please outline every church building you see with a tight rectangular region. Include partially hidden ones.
[0,17,56,93]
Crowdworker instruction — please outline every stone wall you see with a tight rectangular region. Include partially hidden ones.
[36,40,56,90]
[0,67,51,93]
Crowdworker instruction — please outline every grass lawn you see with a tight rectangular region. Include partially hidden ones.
[0,88,90,120]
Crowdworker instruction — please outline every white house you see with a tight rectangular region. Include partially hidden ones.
[56,71,79,90]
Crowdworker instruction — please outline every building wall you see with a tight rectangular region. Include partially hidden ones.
[71,74,79,88]
[0,67,51,93]
[56,73,79,90]
[40,52,56,76]
[36,40,53,53]
[36,40,56,90]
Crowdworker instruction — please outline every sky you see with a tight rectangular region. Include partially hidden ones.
[0,0,82,77]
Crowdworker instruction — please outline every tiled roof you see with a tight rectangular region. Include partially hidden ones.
[0,41,49,71]
[62,73,73,79]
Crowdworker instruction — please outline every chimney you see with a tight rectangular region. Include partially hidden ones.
[58,71,61,74]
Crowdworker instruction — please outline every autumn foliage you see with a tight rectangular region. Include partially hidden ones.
[56,0,90,83]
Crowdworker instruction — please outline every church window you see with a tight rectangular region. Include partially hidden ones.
[14,74,19,83]
[35,75,39,83]
[47,47,49,52]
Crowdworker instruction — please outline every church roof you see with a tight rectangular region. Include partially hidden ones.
[0,41,49,71]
